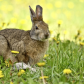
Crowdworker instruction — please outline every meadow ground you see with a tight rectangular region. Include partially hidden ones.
[0,40,84,84]
[0,0,84,84]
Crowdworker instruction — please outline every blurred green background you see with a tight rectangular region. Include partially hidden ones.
[0,0,84,40]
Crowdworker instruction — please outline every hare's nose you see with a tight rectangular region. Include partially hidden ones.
[45,33,49,39]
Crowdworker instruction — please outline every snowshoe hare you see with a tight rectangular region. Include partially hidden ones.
[0,5,50,70]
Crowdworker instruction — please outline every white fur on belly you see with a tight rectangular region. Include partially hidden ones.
[13,62,36,72]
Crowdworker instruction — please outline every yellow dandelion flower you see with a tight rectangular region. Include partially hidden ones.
[44,54,49,58]
[49,31,56,41]
[56,41,59,44]
[0,5,6,12]
[63,69,72,74]
[78,37,82,41]
[49,30,53,35]
[78,30,81,35]
[18,69,25,76]
[0,70,4,78]
[2,22,7,27]
[39,76,48,79]
[11,51,19,54]
[79,0,84,2]
[37,62,45,67]
[47,3,53,9]
[68,2,74,9]
[20,19,26,24]
[10,81,13,84]
[53,37,57,41]
[5,61,9,67]
[75,35,78,39]
[5,60,12,67]
[80,42,84,46]
[55,1,62,8]
[11,17,17,23]
[64,31,68,35]
[57,20,63,25]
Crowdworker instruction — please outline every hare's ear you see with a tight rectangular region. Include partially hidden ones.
[36,5,43,21]
[29,6,36,22]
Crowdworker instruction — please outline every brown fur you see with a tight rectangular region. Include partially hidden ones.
[0,5,50,65]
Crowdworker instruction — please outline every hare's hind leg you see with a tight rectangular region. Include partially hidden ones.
[0,35,17,63]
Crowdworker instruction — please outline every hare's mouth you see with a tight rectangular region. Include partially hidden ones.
[40,39,48,41]
[38,35,50,41]
[30,33,50,41]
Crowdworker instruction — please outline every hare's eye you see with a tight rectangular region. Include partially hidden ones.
[35,26,38,30]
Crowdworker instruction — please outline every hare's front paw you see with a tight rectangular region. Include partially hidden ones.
[13,62,36,72]
[13,62,28,70]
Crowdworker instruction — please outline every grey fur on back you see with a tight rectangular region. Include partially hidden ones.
[0,29,49,65]
[0,29,25,46]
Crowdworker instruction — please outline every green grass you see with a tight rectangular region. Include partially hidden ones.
[0,0,84,84]
[0,40,84,84]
